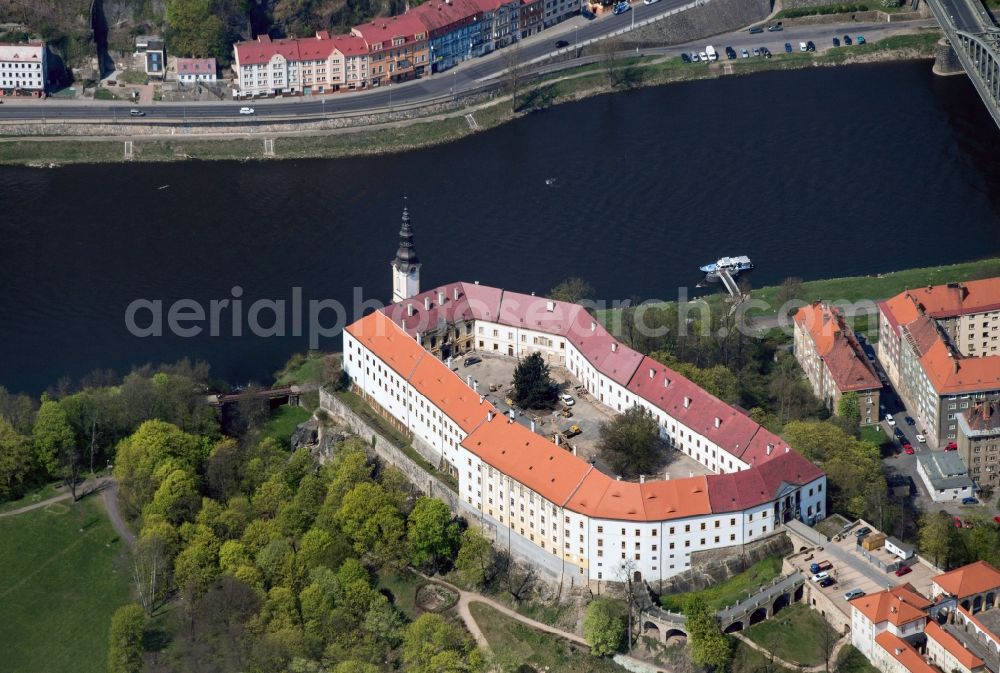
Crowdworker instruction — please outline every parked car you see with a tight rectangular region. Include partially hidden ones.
[749,25,764,34]
[129,109,145,116]
[904,446,914,455]
[612,2,630,14]
[844,589,865,601]
[564,424,582,438]
[905,416,915,426]
[810,561,833,574]
[806,40,816,52]
[560,394,575,406]
[692,52,701,62]
[945,442,958,451]
[799,41,807,52]
[752,47,761,57]
[819,577,836,588]
[463,356,481,366]
[760,47,772,58]
[554,39,570,48]
[962,496,979,505]
[844,34,853,45]
[916,434,926,443]
[895,565,913,577]
[811,571,830,582]
[699,51,708,61]
[832,37,841,47]
[643,0,660,5]
[767,23,783,31]
[785,42,793,53]
[857,35,866,44]
[885,414,896,426]
[725,46,737,59]
[239,107,255,115]
[741,48,749,58]
[581,8,596,19]
[854,526,872,538]
[681,52,692,63]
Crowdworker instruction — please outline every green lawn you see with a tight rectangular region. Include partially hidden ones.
[261,405,312,445]
[837,645,880,673]
[274,351,335,386]
[861,425,890,451]
[0,480,66,513]
[659,555,784,612]
[377,568,426,620]
[743,603,840,667]
[469,602,628,672]
[0,496,132,673]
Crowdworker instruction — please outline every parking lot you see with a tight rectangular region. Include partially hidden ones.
[453,353,711,478]
[788,520,939,620]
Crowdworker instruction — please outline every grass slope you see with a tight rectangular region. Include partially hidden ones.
[469,602,628,673]
[262,405,312,445]
[659,555,784,612]
[743,603,840,667]
[0,496,131,673]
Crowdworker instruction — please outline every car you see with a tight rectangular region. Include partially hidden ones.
[855,526,872,538]
[767,23,783,31]
[885,414,896,426]
[806,40,816,52]
[581,8,596,19]
[811,571,830,582]
[643,0,660,4]
[844,589,865,601]
[945,442,958,451]
[799,41,807,52]
[741,48,749,58]
[554,39,570,48]
[129,109,145,116]
[895,565,913,577]
[904,446,914,455]
[560,394,575,406]
[752,47,761,57]
[699,51,708,61]
[905,416,915,426]
[819,577,836,588]
[725,46,736,59]
[954,516,964,528]
[463,356,481,367]
[680,52,691,63]
[894,428,905,440]
[761,47,772,58]
[612,2,630,14]
[832,37,841,47]
[916,434,926,443]
[749,25,764,34]
[692,52,701,62]
[564,424,582,438]
[843,34,853,45]
[239,107,255,115]
[785,42,792,53]
[962,497,979,505]
[857,35,866,44]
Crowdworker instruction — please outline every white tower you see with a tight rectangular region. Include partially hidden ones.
[391,202,421,304]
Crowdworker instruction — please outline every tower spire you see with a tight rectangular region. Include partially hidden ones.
[394,199,420,270]
[391,200,421,303]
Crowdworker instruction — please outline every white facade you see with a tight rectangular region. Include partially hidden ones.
[0,42,47,92]
[392,264,420,304]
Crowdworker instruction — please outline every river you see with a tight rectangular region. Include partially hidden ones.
[1,60,999,394]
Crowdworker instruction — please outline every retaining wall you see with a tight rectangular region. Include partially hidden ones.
[618,0,772,49]
[652,531,792,594]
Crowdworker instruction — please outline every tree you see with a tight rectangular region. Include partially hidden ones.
[335,481,408,569]
[549,277,595,305]
[583,598,625,656]
[503,41,524,114]
[146,468,202,524]
[0,418,35,501]
[114,420,206,519]
[919,512,957,569]
[133,528,172,616]
[32,398,75,479]
[684,598,733,671]
[511,352,556,409]
[775,277,805,312]
[402,613,480,673]
[165,0,229,60]
[107,604,145,673]
[407,496,460,570]
[836,391,861,435]
[967,517,1000,565]
[455,528,496,588]
[599,37,622,88]
[597,405,668,478]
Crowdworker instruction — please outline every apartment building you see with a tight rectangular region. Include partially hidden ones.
[957,401,1000,490]
[413,0,485,72]
[232,32,370,97]
[0,41,47,93]
[794,302,882,426]
[877,280,1000,448]
[352,14,430,86]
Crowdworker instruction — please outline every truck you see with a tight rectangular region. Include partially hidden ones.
[809,560,832,574]
[705,45,718,61]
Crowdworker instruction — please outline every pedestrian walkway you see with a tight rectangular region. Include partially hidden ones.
[0,477,109,518]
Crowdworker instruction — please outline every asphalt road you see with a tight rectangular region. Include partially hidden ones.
[0,13,935,123]
[936,0,986,32]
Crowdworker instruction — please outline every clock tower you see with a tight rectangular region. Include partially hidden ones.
[391,202,421,304]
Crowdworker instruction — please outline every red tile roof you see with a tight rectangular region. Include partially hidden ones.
[352,13,429,47]
[849,584,931,627]
[234,35,303,66]
[924,621,984,670]
[409,355,494,432]
[383,282,503,338]
[795,302,881,393]
[934,561,1000,599]
[874,632,941,673]
[411,0,482,33]
[234,32,368,66]
[176,58,217,75]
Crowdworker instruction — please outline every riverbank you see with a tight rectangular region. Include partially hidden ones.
[0,30,940,166]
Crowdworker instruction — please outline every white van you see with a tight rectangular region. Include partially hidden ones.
[705,45,718,61]
[799,41,807,52]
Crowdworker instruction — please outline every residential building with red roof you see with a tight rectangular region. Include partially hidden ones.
[957,401,1000,490]
[877,279,1000,450]
[0,41,47,93]
[925,621,986,673]
[850,584,933,659]
[932,561,1000,606]
[794,302,882,426]
[232,32,371,97]
[873,632,942,673]
[351,13,430,86]
[336,207,827,585]
[176,57,217,83]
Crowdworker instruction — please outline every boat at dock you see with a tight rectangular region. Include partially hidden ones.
[700,255,753,279]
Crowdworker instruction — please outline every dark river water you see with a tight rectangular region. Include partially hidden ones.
[2,60,1000,395]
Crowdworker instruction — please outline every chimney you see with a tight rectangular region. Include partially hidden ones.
[572,445,577,455]
[664,378,669,388]
[611,343,617,353]
[785,446,790,453]
[664,471,670,480]
[467,375,472,386]
[714,417,721,429]
[447,356,453,369]
[640,474,645,484]
[684,396,691,408]
[555,433,560,445]
[591,321,596,331]
[479,394,484,404]
[416,332,422,346]
[424,296,430,310]
[649,368,655,379]
[895,649,903,656]
[616,475,622,481]
[488,410,494,421]
[954,360,960,374]
[766,443,774,456]
[453,287,459,300]
[438,290,445,305]
[530,420,535,432]
[407,303,414,317]
[546,300,555,312]
[472,380,478,393]
[508,413,514,423]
